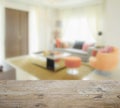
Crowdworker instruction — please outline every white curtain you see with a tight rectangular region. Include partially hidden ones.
[60,4,104,43]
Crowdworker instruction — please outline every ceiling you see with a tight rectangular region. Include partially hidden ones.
[5,0,104,8]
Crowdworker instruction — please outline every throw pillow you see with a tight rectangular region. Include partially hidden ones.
[82,43,94,51]
[99,46,114,53]
[73,41,84,49]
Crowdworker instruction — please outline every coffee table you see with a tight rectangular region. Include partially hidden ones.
[32,52,71,72]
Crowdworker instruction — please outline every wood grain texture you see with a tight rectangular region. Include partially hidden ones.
[0,81,120,108]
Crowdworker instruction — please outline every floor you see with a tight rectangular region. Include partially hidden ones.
[7,56,40,80]
[6,55,93,80]
[6,55,120,80]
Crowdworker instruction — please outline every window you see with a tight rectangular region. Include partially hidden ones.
[61,4,104,43]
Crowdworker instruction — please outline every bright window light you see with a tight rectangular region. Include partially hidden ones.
[61,5,104,44]
[62,17,96,43]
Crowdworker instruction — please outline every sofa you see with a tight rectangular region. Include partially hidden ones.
[53,41,94,62]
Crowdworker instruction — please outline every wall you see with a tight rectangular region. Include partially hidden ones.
[104,0,120,48]
[0,1,57,59]
[0,1,5,60]
[29,7,58,52]
[38,9,59,50]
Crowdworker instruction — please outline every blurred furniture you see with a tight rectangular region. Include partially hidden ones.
[88,46,104,57]
[0,61,16,80]
[89,47,119,72]
[54,41,94,62]
[65,56,81,75]
[7,55,93,80]
[46,52,71,71]
[54,48,92,62]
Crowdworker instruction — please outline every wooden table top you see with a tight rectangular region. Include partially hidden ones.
[0,81,120,108]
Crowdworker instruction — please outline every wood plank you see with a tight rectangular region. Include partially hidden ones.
[0,81,120,108]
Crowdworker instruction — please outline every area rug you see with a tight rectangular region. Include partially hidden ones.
[8,56,94,80]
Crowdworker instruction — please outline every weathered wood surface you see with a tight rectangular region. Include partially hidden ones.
[0,81,120,108]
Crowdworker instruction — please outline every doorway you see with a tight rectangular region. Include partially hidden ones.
[5,8,29,58]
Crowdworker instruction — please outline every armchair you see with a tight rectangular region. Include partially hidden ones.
[89,47,119,71]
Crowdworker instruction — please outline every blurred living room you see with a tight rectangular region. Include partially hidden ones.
[0,0,120,80]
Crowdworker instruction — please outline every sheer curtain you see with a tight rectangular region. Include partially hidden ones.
[60,4,104,43]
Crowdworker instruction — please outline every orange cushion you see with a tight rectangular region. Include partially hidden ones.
[82,43,94,51]
[65,56,81,68]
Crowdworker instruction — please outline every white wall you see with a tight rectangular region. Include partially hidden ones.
[0,1,57,59]
[29,7,58,52]
[38,9,58,50]
[0,1,5,60]
[104,0,120,48]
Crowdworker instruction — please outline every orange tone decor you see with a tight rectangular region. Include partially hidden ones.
[65,56,81,68]
[89,47,119,71]
[65,56,81,75]
[53,30,62,48]
[56,39,62,48]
